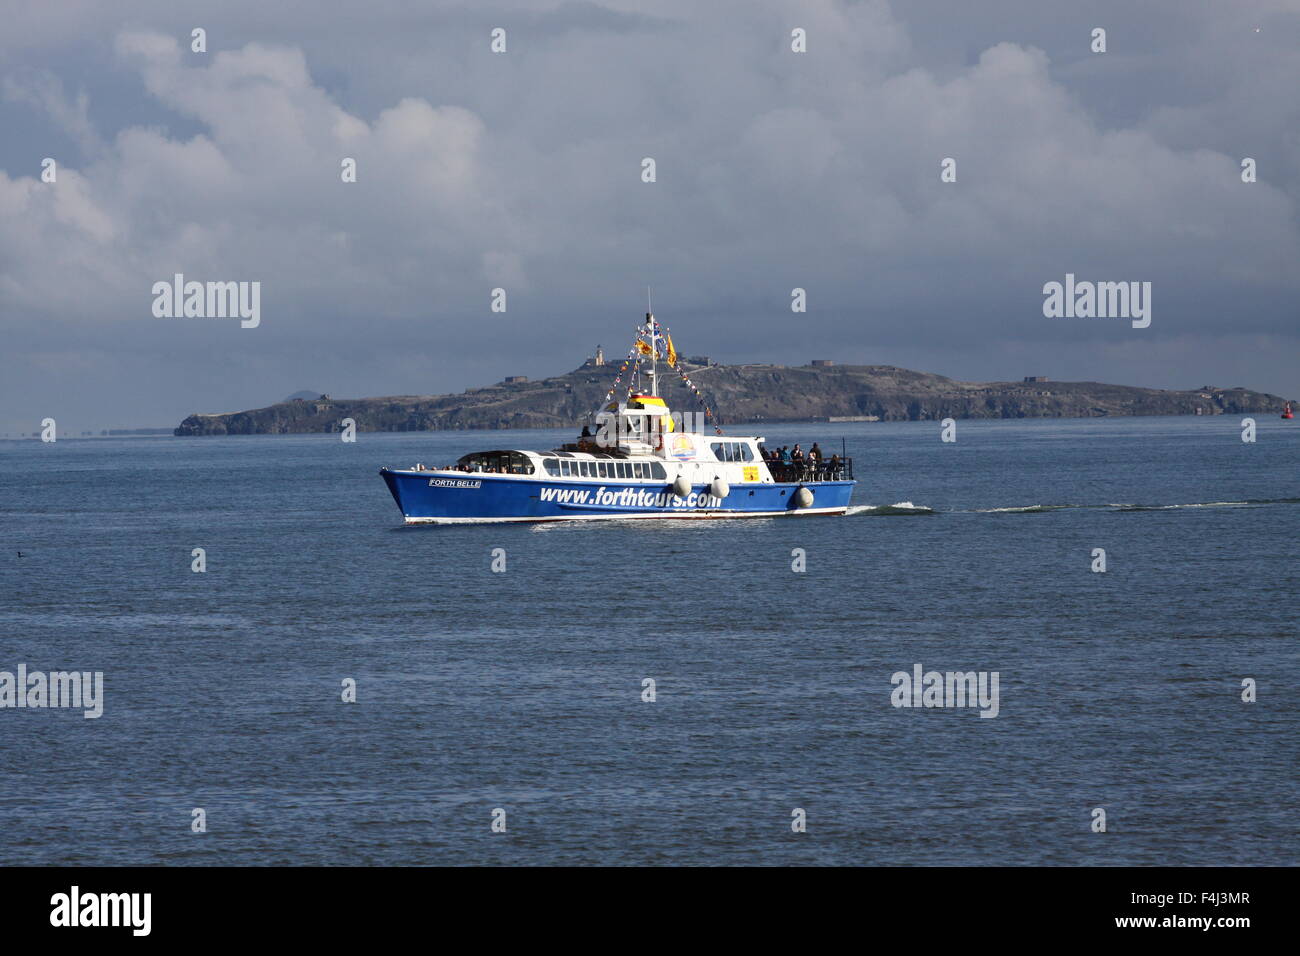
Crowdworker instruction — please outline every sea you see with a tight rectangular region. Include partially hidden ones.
[1,416,1296,866]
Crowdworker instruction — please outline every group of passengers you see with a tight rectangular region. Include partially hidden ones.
[757,442,846,480]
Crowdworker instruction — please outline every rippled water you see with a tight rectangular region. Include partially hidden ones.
[1,416,1296,865]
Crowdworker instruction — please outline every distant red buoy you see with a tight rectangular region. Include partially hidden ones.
[1283,403,1295,419]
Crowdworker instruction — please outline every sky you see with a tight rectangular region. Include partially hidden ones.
[1,0,1297,433]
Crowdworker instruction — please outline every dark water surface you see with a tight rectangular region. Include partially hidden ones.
[1,416,1296,865]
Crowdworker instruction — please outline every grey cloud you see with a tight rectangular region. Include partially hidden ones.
[0,0,1296,433]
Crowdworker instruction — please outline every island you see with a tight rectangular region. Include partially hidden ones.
[174,360,1294,435]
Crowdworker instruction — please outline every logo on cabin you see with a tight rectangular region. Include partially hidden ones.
[668,433,695,459]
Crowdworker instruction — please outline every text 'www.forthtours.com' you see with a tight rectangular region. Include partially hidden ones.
[537,486,721,508]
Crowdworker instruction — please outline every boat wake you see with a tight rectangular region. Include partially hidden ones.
[970,504,1073,514]
[1109,501,1250,512]
[847,502,936,516]
[845,498,1300,518]
[966,498,1300,515]
[1108,498,1300,511]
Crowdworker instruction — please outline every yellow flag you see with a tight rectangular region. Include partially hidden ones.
[635,340,653,355]
[665,334,677,367]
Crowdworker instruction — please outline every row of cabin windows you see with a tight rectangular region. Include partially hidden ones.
[542,458,667,480]
[710,441,755,462]
[456,452,535,475]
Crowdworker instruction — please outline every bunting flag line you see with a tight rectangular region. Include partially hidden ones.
[600,319,723,434]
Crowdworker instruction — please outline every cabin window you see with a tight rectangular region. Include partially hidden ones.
[710,441,753,462]
[632,462,644,479]
[454,451,536,475]
[617,462,629,479]
[544,458,560,476]
[560,460,573,477]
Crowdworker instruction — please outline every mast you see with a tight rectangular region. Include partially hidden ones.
[646,287,658,397]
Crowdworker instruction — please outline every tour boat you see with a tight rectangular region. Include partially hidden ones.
[379,310,856,524]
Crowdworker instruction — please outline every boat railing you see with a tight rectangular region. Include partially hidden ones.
[767,458,854,483]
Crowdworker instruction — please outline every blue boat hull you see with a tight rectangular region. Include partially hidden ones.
[379,469,855,523]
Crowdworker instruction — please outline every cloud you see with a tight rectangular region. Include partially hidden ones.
[4,31,501,333]
[3,70,103,155]
[0,1,1297,431]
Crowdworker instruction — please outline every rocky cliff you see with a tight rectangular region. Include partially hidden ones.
[174,362,1293,435]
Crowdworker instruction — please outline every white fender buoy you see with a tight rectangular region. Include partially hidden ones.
[709,478,730,499]
[792,486,814,508]
[672,475,691,497]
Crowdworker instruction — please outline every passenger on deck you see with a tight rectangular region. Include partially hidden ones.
[810,442,823,462]
[791,444,804,463]
[828,453,841,478]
